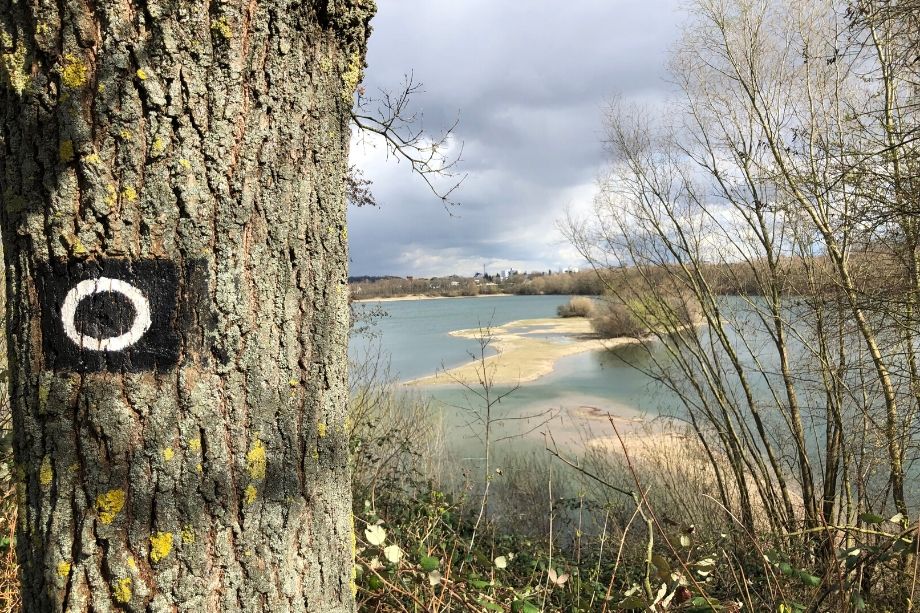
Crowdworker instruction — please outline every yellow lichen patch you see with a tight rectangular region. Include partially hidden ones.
[152,137,166,154]
[38,380,51,408]
[179,158,192,170]
[196,463,203,474]
[341,52,363,102]
[96,488,126,525]
[211,17,232,39]
[127,556,138,571]
[317,422,328,439]
[181,525,195,544]
[162,447,174,462]
[59,139,74,163]
[39,456,53,487]
[189,437,201,452]
[149,531,173,563]
[135,68,148,80]
[104,184,117,208]
[246,439,266,481]
[351,515,358,596]
[57,560,71,578]
[113,577,132,603]
[3,189,25,214]
[119,129,133,141]
[244,484,257,505]
[69,463,79,473]
[1,33,31,94]
[69,237,89,257]
[97,82,106,93]
[289,378,299,387]
[60,53,89,88]
[121,186,138,202]
[84,152,101,165]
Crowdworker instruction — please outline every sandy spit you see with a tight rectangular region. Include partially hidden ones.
[404,316,639,386]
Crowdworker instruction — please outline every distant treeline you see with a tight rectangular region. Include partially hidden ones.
[349,254,902,302]
[348,270,604,300]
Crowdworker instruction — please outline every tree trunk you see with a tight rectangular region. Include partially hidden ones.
[0,1,373,610]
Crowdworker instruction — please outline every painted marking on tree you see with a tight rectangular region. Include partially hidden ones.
[60,277,152,351]
[38,259,181,372]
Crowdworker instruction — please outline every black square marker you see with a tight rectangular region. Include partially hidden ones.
[38,259,180,373]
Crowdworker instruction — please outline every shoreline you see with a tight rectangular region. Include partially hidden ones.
[352,293,514,304]
[403,316,640,386]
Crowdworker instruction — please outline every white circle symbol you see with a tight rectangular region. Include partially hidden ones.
[60,277,152,352]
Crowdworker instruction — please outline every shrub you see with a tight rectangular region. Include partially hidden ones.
[556,296,595,318]
[590,301,648,338]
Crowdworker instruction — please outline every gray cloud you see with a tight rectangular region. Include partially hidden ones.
[348,0,684,277]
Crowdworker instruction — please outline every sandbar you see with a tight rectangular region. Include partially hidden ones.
[404,316,639,386]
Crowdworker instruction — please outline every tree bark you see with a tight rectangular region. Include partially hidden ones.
[0,0,373,610]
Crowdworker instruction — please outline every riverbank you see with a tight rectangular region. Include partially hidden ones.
[404,316,640,386]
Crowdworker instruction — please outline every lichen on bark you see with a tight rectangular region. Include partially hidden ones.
[0,0,374,611]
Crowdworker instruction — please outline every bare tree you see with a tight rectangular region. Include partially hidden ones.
[566,0,919,603]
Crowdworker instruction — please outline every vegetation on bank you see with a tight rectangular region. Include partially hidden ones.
[344,316,918,612]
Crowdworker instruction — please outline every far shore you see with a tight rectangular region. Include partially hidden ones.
[404,316,640,387]
[352,293,514,303]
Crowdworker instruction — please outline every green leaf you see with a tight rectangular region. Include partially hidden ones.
[798,571,821,587]
[511,600,541,613]
[651,553,671,578]
[420,555,440,572]
[779,562,794,576]
[367,575,383,590]
[619,594,646,609]
[859,512,885,525]
[470,579,491,589]
[477,600,504,612]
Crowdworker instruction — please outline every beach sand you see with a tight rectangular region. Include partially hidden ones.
[404,316,639,386]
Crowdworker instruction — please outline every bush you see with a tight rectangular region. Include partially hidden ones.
[590,301,648,338]
[556,296,595,318]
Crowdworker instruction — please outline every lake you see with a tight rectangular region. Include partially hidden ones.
[349,295,677,456]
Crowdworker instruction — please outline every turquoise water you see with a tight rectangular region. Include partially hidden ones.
[349,295,576,381]
[349,295,677,454]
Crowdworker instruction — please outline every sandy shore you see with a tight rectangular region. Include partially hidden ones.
[352,293,513,303]
[404,316,640,386]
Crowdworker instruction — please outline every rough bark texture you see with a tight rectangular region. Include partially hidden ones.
[0,0,373,610]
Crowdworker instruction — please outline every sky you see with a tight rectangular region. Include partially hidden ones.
[347,0,685,278]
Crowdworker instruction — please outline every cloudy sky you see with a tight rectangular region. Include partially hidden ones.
[348,0,685,278]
